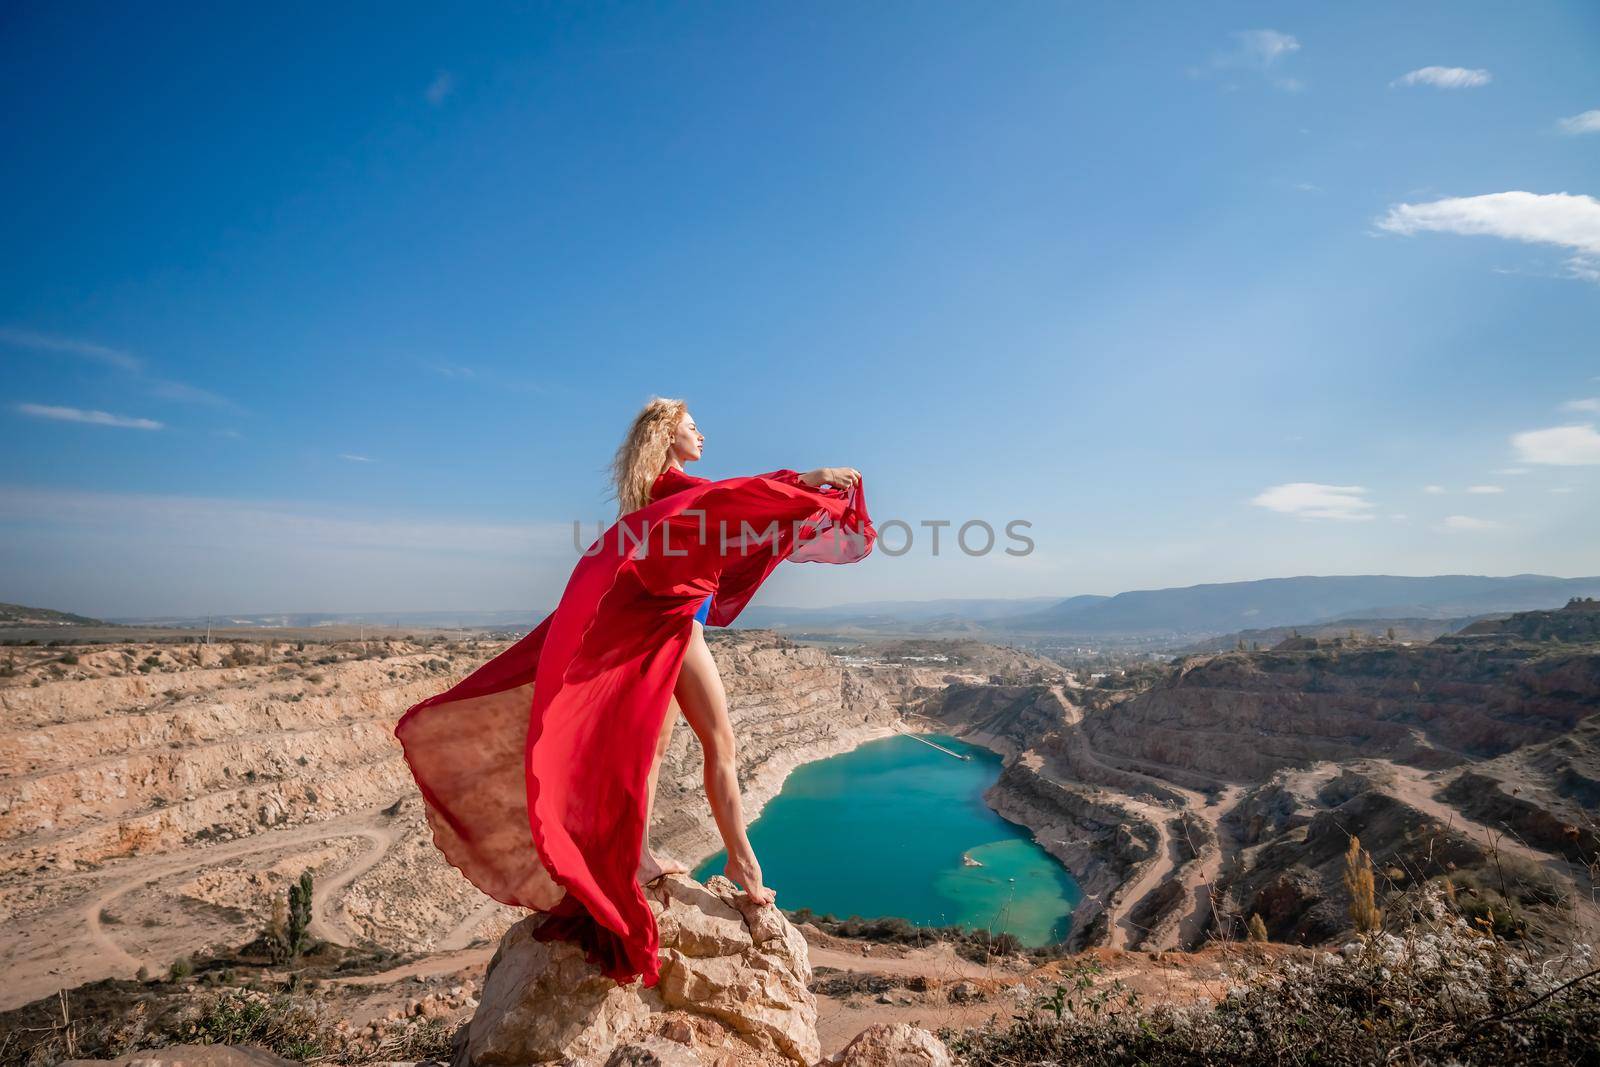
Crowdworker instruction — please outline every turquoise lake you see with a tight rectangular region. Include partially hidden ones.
[691,733,1080,946]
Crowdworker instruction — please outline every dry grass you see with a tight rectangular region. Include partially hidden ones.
[947,884,1598,1065]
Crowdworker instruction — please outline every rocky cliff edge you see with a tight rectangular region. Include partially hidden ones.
[456,873,951,1067]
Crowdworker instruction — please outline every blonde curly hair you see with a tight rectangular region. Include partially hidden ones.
[611,396,688,516]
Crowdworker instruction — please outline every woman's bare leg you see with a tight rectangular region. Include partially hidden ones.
[674,622,775,906]
[638,696,691,884]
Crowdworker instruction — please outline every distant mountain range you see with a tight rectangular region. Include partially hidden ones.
[741,575,1600,639]
[992,574,1600,637]
[23,573,1600,641]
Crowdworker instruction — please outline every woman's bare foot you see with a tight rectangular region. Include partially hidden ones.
[637,849,690,885]
[724,853,775,906]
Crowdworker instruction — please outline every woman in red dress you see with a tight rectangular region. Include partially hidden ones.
[394,396,874,987]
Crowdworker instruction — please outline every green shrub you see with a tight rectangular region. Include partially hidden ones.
[287,871,314,956]
[184,989,323,1057]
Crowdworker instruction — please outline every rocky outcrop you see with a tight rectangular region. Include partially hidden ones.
[983,759,1159,884]
[1455,596,1600,643]
[458,874,960,1067]
[459,874,818,1067]
[925,684,1078,758]
[823,1024,951,1067]
[1093,641,1600,778]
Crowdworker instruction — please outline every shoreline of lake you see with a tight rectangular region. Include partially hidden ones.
[693,732,1082,946]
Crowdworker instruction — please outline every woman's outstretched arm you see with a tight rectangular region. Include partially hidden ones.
[798,467,861,490]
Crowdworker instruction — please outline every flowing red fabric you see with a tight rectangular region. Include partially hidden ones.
[394,467,874,987]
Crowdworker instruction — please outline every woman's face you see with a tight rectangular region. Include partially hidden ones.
[671,410,704,463]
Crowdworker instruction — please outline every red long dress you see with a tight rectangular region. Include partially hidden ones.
[393,466,875,987]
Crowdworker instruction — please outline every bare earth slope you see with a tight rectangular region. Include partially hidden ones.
[916,599,1600,954]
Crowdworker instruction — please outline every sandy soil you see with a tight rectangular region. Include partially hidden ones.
[2,804,410,1009]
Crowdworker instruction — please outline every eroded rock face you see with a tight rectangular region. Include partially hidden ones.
[461,874,819,1067]
[925,618,1600,955]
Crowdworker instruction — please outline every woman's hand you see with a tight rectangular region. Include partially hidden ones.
[800,467,861,490]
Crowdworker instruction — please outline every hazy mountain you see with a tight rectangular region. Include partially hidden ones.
[0,603,105,628]
[734,596,1085,632]
[998,574,1600,637]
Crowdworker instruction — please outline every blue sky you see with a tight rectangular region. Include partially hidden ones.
[2,2,1598,617]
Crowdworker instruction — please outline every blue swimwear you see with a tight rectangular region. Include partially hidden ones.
[693,595,713,626]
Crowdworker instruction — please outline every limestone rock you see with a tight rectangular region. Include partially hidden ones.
[458,874,818,1067]
[604,1036,706,1067]
[824,1024,952,1067]
[946,980,982,1003]
[464,917,653,1065]
[655,876,818,1065]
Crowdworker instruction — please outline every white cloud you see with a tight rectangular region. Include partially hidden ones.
[146,379,238,410]
[1,326,237,409]
[1441,515,1500,530]
[0,486,577,556]
[0,485,592,617]
[1391,67,1491,89]
[1375,191,1600,283]
[425,71,454,106]
[1235,29,1300,63]
[1377,192,1600,252]
[1571,258,1600,284]
[414,359,562,397]
[1511,423,1600,466]
[1294,182,1324,193]
[0,327,142,371]
[1557,110,1600,135]
[1492,467,1528,476]
[1423,485,1447,494]
[1562,397,1600,413]
[1251,482,1375,521]
[1195,29,1303,91]
[15,403,163,430]
[339,453,376,463]
[1467,485,1503,494]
